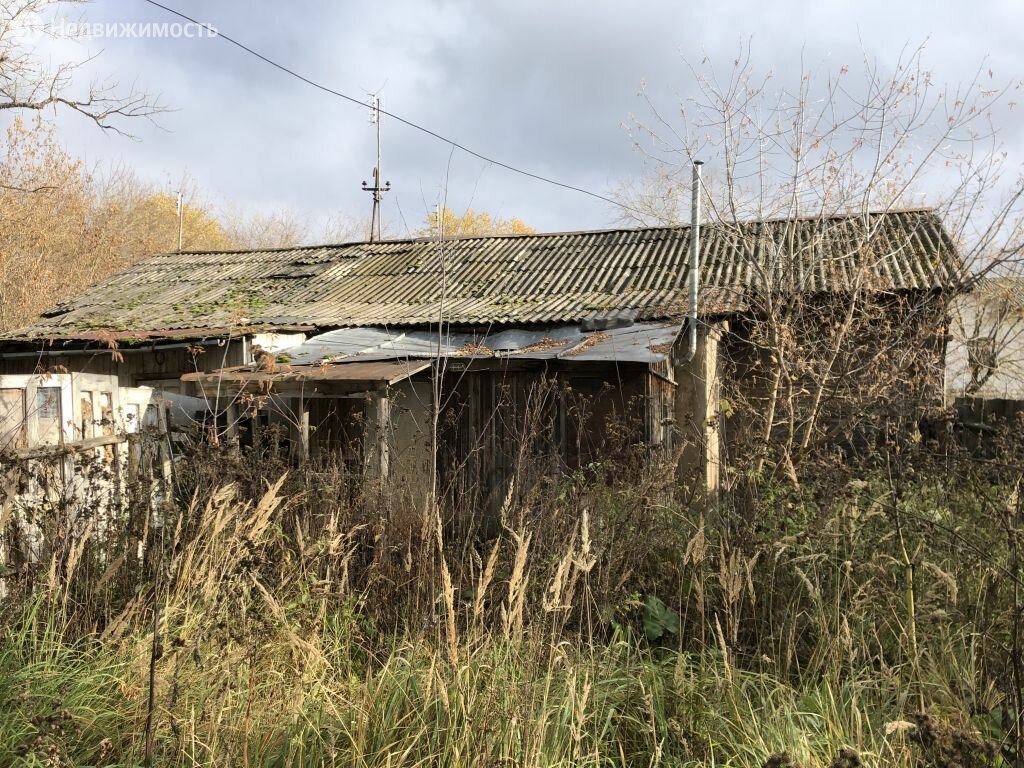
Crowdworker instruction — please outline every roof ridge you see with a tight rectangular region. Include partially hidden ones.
[153,206,939,257]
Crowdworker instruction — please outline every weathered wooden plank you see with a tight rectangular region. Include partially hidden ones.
[12,433,126,460]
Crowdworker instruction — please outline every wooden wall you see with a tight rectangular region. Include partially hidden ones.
[435,361,654,516]
[0,340,248,393]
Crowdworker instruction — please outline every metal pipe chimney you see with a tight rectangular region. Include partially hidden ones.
[686,160,703,362]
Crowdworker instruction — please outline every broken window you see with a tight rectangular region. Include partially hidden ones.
[80,390,95,439]
[123,403,140,434]
[0,388,26,451]
[967,336,997,390]
[98,392,114,436]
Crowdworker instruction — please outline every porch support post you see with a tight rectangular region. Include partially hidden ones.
[225,402,240,447]
[297,392,310,464]
[156,402,173,494]
[673,322,723,499]
[363,391,390,489]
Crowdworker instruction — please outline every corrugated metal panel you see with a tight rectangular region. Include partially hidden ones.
[8,209,962,341]
[278,322,680,366]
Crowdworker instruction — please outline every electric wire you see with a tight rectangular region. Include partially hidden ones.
[140,0,642,217]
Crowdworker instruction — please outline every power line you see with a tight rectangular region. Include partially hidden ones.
[140,0,640,216]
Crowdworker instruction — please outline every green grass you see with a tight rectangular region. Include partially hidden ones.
[0,604,135,766]
[0,604,978,767]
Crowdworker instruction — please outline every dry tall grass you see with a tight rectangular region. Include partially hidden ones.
[1,431,1023,765]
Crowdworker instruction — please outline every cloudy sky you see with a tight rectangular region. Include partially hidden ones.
[26,0,1024,239]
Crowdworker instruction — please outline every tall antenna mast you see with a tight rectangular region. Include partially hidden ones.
[361,94,391,242]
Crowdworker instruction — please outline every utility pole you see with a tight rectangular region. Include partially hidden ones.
[175,190,184,252]
[362,94,391,242]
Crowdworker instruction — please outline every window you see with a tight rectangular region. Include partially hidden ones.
[0,388,26,451]
[34,387,63,446]
[967,336,997,390]
[98,392,114,436]
[80,390,95,439]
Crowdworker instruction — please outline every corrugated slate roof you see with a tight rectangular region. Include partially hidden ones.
[972,276,1024,309]
[7,208,961,341]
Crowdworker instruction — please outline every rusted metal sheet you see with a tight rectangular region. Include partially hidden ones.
[6,209,962,341]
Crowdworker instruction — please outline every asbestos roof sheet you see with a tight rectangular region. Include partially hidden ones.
[6,208,962,341]
[277,321,681,366]
[972,276,1024,310]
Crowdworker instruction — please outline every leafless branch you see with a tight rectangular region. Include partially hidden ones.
[0,0,165,137]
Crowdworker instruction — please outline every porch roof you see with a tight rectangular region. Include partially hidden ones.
[180,359,430,395]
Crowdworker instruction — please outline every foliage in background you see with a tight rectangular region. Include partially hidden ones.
[0,118,363,331]
[420,206,535,237]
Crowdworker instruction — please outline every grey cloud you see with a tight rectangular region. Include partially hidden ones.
[30,0,1024,238]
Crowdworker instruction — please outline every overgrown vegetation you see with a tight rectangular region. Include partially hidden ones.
[1,423,1023,766]
[3,5,1024,765]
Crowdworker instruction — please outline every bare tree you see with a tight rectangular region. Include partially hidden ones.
[220,207,306,250]
[947,277,1024,400]
[317,211,362,244]
[0,0,163,140]
[622,43,1024,484]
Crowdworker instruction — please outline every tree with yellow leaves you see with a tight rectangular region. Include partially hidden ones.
[419,207,534,238]
[127,190,233,253]
[0,120,234,330]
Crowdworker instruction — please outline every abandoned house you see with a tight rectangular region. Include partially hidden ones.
[0,207,963,510]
